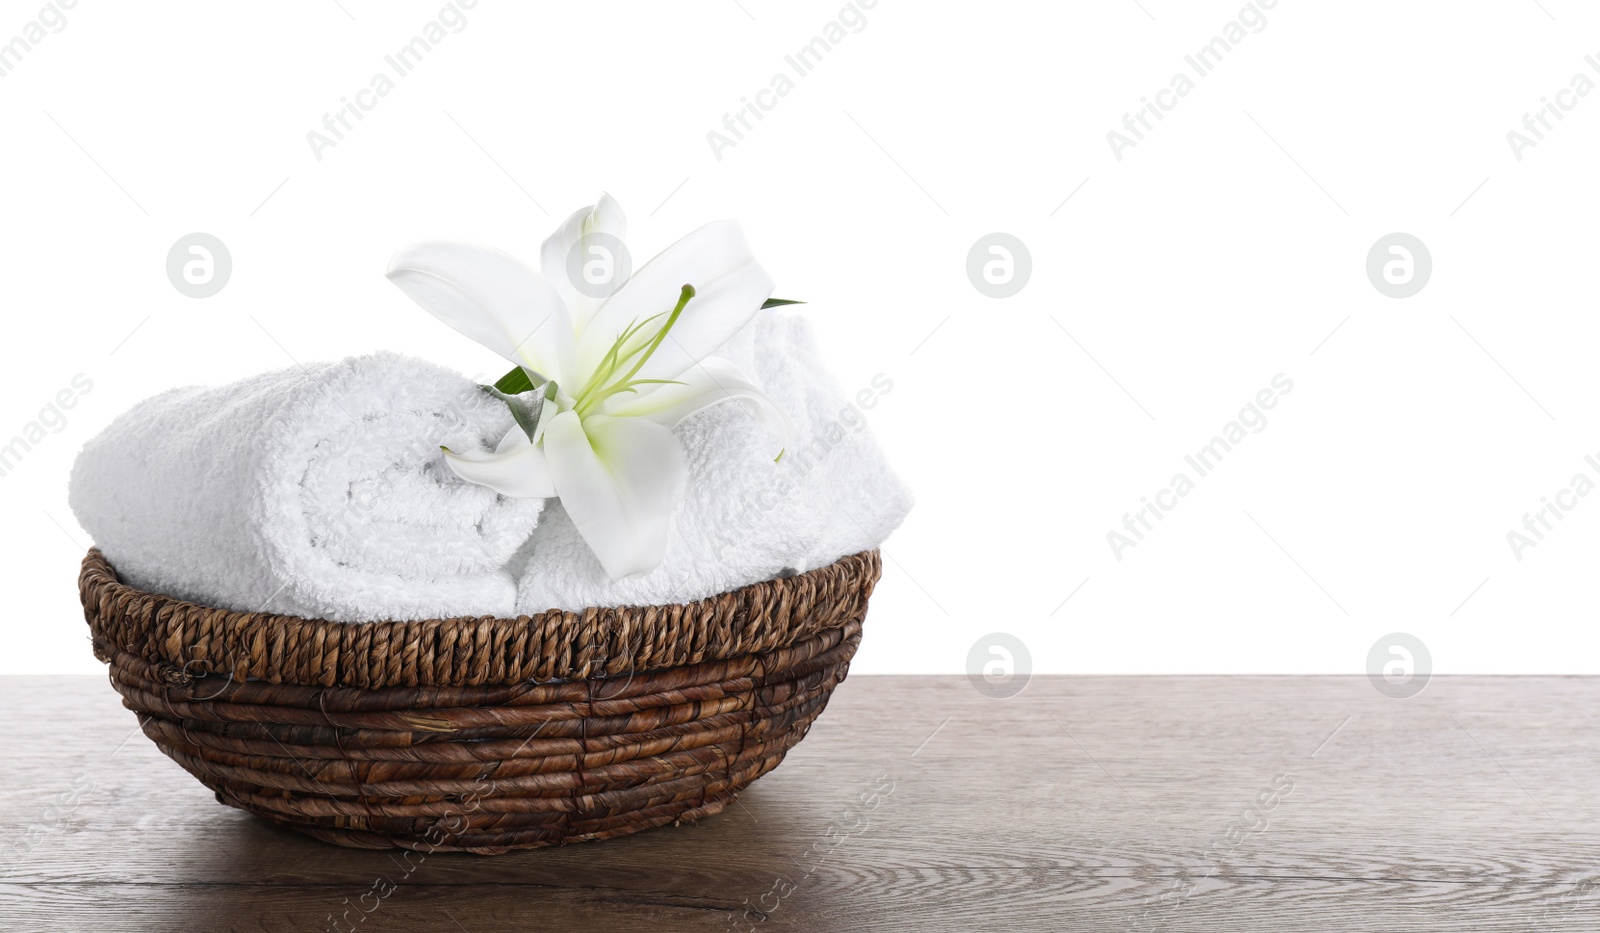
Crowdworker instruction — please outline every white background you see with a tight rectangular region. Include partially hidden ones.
[3,0,1598,675]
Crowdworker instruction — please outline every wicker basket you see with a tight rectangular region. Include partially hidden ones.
[78,548,880,854]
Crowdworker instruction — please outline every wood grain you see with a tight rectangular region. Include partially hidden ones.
[2,674,1597,931]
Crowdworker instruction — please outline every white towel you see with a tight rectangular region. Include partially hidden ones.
[515,312,913,612]
[69,352,542,621]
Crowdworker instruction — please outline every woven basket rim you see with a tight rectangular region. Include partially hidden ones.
[80,548,881,690]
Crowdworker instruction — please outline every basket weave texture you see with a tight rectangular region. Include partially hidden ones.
[79,548,881,853]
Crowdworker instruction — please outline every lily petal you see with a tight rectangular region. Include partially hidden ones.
[441,427,558,499]
[602,356,794,458]
[576,220,773,382]
[387,242,576,386]
[542,410,687,581]
[540,193,628,333]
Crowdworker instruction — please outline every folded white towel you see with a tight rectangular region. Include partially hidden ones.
[69,352,542,621]
[515,312,913,612]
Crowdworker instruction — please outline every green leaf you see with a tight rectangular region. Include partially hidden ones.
[483,383,550,441]
[493,366,535,394]
[762,298,805,309]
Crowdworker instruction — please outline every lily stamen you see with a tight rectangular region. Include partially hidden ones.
[576,284,696,416]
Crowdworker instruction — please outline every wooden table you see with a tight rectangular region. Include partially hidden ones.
[1,674,1596,931]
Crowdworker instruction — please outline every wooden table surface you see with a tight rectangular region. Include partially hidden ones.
[1,674,1596,931]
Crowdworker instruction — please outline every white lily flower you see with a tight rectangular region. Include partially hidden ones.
[387,195,794,580]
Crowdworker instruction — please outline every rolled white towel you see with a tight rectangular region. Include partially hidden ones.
[69,352,542,621]
[516,312,912,612]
